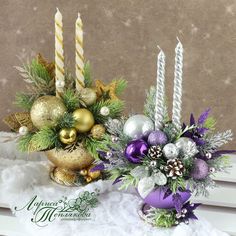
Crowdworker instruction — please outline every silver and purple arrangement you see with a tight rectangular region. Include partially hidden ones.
[97,39,234,228]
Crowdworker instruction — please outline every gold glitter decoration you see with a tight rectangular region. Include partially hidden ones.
[91,124,105,140]
[46,146,94,170]
[3,112,34,132]
[46,145,94,186]
[59,127,77,144]
[73,108,95,133]
[80,88,97,106]
[79,164,101,183]
[95,80,119,100]
[30,95,67,129]
[50,167,77,186]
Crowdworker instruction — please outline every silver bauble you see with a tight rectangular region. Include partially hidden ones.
[163,143,179,159]
[123,114,154,139]
[175,137,198,158]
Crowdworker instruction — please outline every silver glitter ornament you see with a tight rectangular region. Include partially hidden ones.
[150,160,157,167]
[106,151,113,158]
[163,143,179,159]
[123,114,154,139]
[175,137,198,158]
[206,152,212,159]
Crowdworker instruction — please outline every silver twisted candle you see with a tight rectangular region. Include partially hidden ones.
[172,39,183,130]
[155,49,166,129]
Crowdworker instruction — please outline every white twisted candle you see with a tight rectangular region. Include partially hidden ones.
[55,8,65,97]
[172,39,183,130]
[155,49,166,129]
[75,13,85,91]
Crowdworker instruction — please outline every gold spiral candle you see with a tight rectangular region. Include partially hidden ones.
[55,8,65,97]
[75,13,85,91]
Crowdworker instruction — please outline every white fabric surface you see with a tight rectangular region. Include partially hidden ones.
[0,132,230,236]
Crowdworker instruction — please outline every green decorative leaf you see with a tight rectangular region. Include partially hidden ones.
[113,78,127,95]
[62,89,81,112]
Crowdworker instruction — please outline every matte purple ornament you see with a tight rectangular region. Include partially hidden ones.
[142,187,191,209]
[191,159,209,180]
[124,139,148,163]
[147,130,168,146]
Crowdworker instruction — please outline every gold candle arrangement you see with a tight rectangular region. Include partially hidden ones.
[55,8,65,97]
[75,13,85,91]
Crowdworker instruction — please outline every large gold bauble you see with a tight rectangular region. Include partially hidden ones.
[30,95,67,129]
[91,124,106,140]
[46,146,94,170]
[59,127,77,144]
[80,88,97,106]
[73,108,95,133]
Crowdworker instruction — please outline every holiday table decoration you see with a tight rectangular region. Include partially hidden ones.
[3,9,127,186]
[97,39,235,228]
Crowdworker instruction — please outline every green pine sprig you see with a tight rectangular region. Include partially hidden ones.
[17,133,34,152]
[84,61,93,87]
[89,99,124,123]
[113,78,127,95]
[56,112,75,129]
[14,93,37,111]
[62,90,81,112]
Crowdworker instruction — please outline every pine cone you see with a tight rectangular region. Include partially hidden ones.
[148,145,162,159]
[164,159,185,179]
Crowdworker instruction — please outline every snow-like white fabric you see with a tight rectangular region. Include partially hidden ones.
[0,132,229,236]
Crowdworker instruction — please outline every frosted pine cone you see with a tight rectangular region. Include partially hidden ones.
[164,159,185,179]
[148,146,162,159]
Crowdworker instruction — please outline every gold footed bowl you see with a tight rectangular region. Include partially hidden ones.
[45,145,101,186]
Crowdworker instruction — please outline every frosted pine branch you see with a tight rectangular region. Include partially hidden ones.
[205,130,233,150]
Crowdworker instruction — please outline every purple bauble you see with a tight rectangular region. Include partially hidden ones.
[191,159,209,180]
[148,130,168,146]
[142,187,191,209]
[124,139,148,163]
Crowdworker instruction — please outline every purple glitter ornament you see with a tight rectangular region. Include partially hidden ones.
[191,159,209,180]
[124,139,148,163]
[147,130,168,146]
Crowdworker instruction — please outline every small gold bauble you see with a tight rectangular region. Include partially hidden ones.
[91,124,106,140]
[80,169,88,176]
[87,165,101,180]
[30,95,67,129]
[80,88,97,106]
[85,176,93,183]
[59,127,77,144]
[73,108,95,133]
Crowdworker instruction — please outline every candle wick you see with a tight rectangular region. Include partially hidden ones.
[176,36,180,43]
[78,12,81,17]
[56,7,59,12]
[157,45,162,51]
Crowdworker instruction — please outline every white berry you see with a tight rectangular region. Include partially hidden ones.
[19,126,28,135]
[100,106,110,116]
[56,80,65,88]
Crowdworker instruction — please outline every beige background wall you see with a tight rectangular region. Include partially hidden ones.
[0,0,235,148]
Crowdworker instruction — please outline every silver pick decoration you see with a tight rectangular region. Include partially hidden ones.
[130,166,149,179]
[153,171,167,186]
[138,177,155,199]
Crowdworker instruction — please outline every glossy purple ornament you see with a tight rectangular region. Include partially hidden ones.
[124,139,148,163]
[142,187,191,209]
[191,159,209,180]
[148,130,168,146]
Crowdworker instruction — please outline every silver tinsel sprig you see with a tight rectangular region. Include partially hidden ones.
[204,130,233,152]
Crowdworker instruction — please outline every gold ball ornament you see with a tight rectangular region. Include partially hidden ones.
[80,88,97,106]
[59,127,77,144]
[30,95,67,129]
[73,108,95,133]
[91,124,106,140]
[87,165,101,180]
